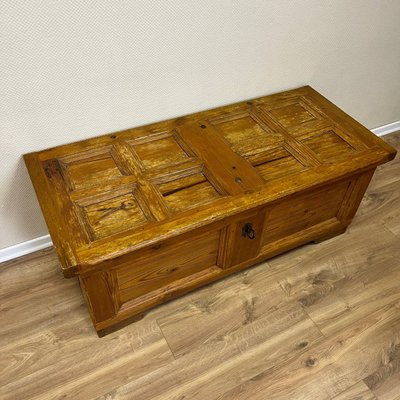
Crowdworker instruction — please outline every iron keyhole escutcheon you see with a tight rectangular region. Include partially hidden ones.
[242,223,256,240]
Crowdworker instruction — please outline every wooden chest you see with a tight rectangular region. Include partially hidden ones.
[24,86,396,335]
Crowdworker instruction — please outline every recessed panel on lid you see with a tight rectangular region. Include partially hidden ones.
[155,168,225,214]
[74,185,153,241]
[248,147,308,182]
[259,97,331,136]
[131,133,194,170]
[300,129,360,163]
[59,148,123,191]
[212,114,284,157]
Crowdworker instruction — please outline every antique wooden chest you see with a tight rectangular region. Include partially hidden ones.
[24,86,396,335]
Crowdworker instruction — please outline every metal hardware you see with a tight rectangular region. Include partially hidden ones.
[242,222,256,240]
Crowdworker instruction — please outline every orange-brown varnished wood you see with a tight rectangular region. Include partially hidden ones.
[176,121,265,194]
[24,86,397,334]
[116,229,221,304]
[262,178,351,245]
[221,209,266,268]
[80,270,119,323]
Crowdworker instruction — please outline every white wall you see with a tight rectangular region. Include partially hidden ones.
[1,0,400,249]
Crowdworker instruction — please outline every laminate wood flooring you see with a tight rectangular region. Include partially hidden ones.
[1,132,399,400]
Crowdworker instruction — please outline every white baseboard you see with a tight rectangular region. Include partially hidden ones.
[371,120,400,137]
[0,235,52,264]
[0,120,399,264]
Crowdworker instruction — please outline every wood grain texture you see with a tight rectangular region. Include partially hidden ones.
[332,381,377,400]
[23,87,397,334]
[2,132,400,399]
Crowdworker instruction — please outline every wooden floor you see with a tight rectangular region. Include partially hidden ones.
[1,132,400,400]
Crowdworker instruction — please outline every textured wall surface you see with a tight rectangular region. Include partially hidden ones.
[1,0,400,249]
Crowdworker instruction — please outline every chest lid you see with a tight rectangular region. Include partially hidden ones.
[24,86,396,274]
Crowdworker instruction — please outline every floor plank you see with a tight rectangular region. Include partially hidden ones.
[331,381,377,400]
[0,251,174,400]
[359,179,400,236]
[156,265,294,358]
[218,302,400,400]
[369,134,400,191]
[96,301,323,400]
[367,371,400,400]
[273,223,400,336]
[364,343,400,400]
